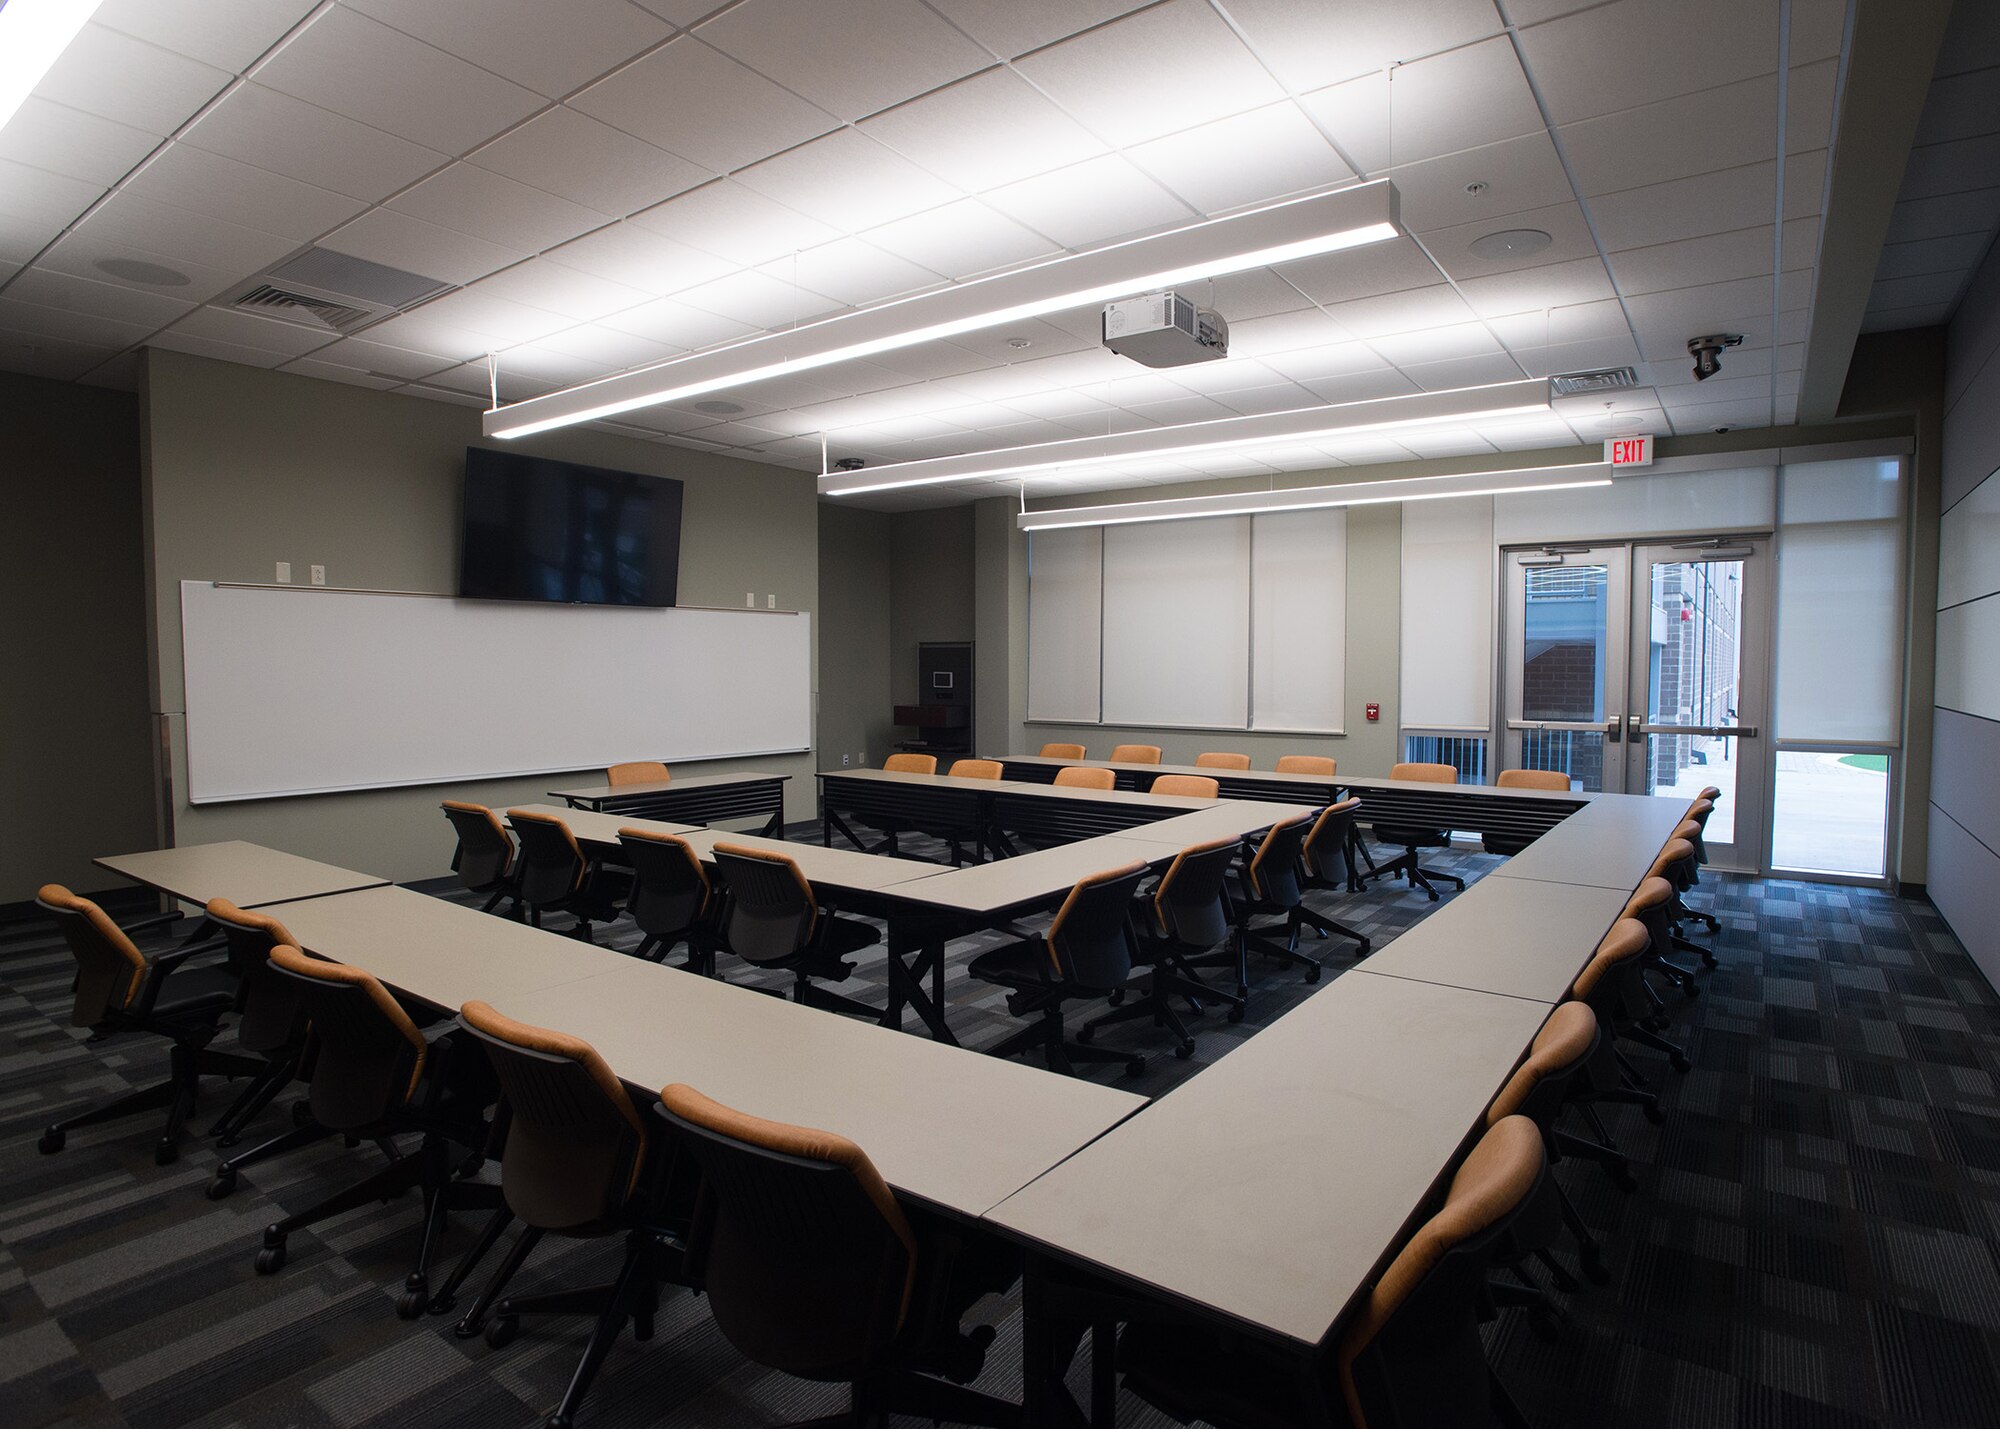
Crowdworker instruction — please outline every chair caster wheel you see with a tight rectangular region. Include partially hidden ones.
[1076,1026,1096,1045]
[154,1138,180,1166]
[215,1130,241,1149]
[427,1294,456,1317]
[1106,989,1125,1007]
[1305,965,1322,985]
[207,1171,237,1200]
[1670,1052,1691,1073]
[1122,1058,1146,1078]
[1683,985,1700,1001]
[1643,1103,1666,1126]
[292,1101,315,1128]
[39,1128,64,1154]
[1227,1005,1244,1024]
[453,1316,485,1340]
[396,1289,427,1320]
[254,1244,287,1275]
[1175,1040,1194,1060]
[485,1315,519,1349]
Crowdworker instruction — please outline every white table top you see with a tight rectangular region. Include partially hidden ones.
[997,754,1341,790]
[879,835,1165,916]
[1353,879,1635,1004]
[274,884,634,1009]
[823,767,1219,813]
[95,841,389,909]
[987,973,1550,1345]
[672,828,951,893]
[1101,801,1308,851]
[547,770,790,803]
[499,957,1145,1219]
[1488,793,1693,889]
[505,803,699,846]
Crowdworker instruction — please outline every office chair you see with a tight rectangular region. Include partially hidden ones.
[1626,872,1699,1009]
[1368,763,1466,901]
[1481,769,1572,856]
[1195,752,1251,770]
[658,1083,1020,1428]
[947,758,1003,780]
[202,899,320,1192]
[1654,822,1718,969]
[35,885,252,1165]
[618,828,714,971]
[509,809,622,940]
[1677,796,1723,935]
[710,842,882,1020]
[1221,813,1328,998]
[1484,1000,1625,1286]
[1569,918,1677,1129]
[443,800,519,915]
[253,946,501,1316]
[1295,799,1371,952]
[1119,1116,1554,1429]
[606,761,670,786]
[882,752,937,775]
[1039,742,1086,759]
[1109,744,1162,764]
[442,1001,691,1429]
[1091,835,1245,1046]
[968,862,1153,1078]
[1053,766,1116,791]
[1150,773,1219,798]
[1274,754,1336,776]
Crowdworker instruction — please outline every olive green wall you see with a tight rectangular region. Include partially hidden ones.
[0,371,154,901]
[817,501,895,771]
[142,349,821,884]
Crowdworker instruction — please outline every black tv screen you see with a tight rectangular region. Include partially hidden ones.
[458,448,683,607]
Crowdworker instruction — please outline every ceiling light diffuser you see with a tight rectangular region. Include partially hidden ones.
[484,180,1402,439]
[0,0,107,134]
[819,379,1552,497]
[1015,463,1613,530]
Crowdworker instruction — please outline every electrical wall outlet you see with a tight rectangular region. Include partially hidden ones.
[309,564,326,586]
[766,593,776,609]
[275,561,291,583]
[841,753,850,766]
[745,591,755,607]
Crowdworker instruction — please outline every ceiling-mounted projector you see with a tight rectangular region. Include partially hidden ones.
[1102,291,1228,368]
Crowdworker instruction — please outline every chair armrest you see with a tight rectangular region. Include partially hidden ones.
[123,909,191,936]
[131,942,239,1015]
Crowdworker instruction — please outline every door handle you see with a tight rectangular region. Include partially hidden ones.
[1627,714,1643,739]
[1606,717,1621,744]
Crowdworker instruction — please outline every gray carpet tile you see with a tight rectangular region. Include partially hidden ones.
[5,838,1999,1427]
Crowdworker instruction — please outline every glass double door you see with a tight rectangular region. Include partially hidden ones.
[1501,539,1770,871]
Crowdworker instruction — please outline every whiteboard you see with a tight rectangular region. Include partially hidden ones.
[181,582,812,803]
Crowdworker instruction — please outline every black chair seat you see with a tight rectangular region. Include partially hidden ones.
[966,940,1050,989]
[152,963,243,1019]
[825,916,882,956]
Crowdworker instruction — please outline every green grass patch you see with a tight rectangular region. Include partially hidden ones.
[1838,754,1889,773]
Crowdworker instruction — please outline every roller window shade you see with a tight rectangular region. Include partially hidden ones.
[1102,518,1251,728]
[1026,527,1103,722]
[1251,508,1346,731]
[1401,496,1493,731]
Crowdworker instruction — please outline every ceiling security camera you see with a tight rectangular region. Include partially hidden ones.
[1687,333,1743,382]
[833,457,866,471]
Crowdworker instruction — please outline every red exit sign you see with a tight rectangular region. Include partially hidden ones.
[1605,434,1654,468]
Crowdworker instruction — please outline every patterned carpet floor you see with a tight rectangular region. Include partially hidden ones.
[4,835,1998,1428]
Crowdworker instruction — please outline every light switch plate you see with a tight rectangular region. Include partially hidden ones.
[275,561,291,583]
[310,565,326,586]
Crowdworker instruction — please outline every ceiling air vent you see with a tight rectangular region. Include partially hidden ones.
[222,247,451,336]
[1550,367,1640,397]
[233,283,377,332]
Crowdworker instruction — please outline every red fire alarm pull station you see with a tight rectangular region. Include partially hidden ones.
[1365,702,1380,722]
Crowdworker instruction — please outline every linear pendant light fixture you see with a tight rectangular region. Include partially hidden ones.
[483,180,1402,439]
[0,0,108,134]
[1015,462,1614,530]
[819,378,1554,497]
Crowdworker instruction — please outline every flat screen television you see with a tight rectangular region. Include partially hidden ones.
[458,447,684,607]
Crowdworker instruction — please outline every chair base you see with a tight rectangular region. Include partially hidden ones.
[1080,971,1198,1060]
[990,1009,1144,1079]
[41,1041,263,1166]
[1368,847,1465,901]
[1295,905,1371,957]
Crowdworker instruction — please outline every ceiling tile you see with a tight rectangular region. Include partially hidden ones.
[1128,102,1353,216]
[35,230,241,303]
[254,7,543,156]
[1509,332,1645,378]
[1299,34,1543,173]
[1590,162,1776,251]
[1276,236,1442,307]
[1485,296,1629,348]
[1516,0,1780,126]
[322,208,526,286]
[0,295,153,348]
[570,37,838,173]
[469,107,711,216]
[862,198,1061,277]
[1225,306,1350,358]
[923,0,1154,59]
[543,222,736,295]
[1257,339,1396,385]
[1561,75,1777,198]
[1380,131,1574,231]
[182,83,448,203]
[1859,303,1953,334]
[0,327,126,382]
[389,164,611,253]
[321,336,457,380]
[1873,233,1991,282]
[1883,188,2000,245]
[1453,255,1615,318]
[93,0,320,72]
[697,0,992,122]
[631,180,843,264]
[76,192,298,277]
[402,287,576,344]
[673,268,842,328]
[1788,0,1847,65]
[734,129,962,234]
[754,237,943,306]
[355,309,503,362]
[0,159,104,229]
[1218,0,1507,93]
[1898,135,2000,204]
[122,143,366,241]
[1870,271,1966,311]
[342,0,675,99]
[1,267,196,328]
[279,357,401,389]
[1367,320,1504,366]
[1421,201,1598,279]
[1195,268,1317,322]
[1787,57,1839,156]
[166,304,339,356]
[598,295,759,349]
[1914,69,2000,148]
[469,258,653,320]
[984,154,1196,249]
[530,325,685,369]
[1014,0,1284,148]
[860,68,1106,192]
[0,99,159,186]
[1318,282,1477,339]
[35,23,233,136]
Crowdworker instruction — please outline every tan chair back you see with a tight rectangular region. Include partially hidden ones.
[1038,742,1086,760]
[947,758,1003,780]
[1109,744,1163,764]
[1495,768,1570,792]
[1053,766,1116,791]
[1390,762,1458,784]
[1275,754,1336,776]
[1194,752,1251,770]
[607,761,669,787]
[1151,774,1219,799]
[882,753,936,775]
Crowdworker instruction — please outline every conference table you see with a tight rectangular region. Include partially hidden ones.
[547,770,790,835]
[997,753,1342,808]
[96,840,390,910]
